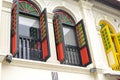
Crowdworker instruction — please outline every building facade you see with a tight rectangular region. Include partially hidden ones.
[0,0,120,80]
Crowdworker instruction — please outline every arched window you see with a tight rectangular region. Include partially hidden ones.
[11,0,50,61]
[53,9,92,67]
[100,20,120,70]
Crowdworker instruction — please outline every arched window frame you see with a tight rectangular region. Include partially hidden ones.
[53,9,75,25]
[53,9,92,67]
[19,0,41,16]
[11,0,50,61]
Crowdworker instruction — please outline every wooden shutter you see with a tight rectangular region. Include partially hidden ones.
[40,8,50,61]
[100,25,119,69]
[11,0,19,56]
[75,20,92,66]
[53,15,65,62]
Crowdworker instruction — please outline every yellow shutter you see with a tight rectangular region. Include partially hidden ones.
[100,25,119,70]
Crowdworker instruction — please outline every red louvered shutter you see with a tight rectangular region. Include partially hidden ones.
[11,0,19,56]
[75,20,92,66]
[53,15,65,62]
[40,8,50,61]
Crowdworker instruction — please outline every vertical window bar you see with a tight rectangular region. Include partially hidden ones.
[23,39,26,59]
[66,48,69,64]
[21,37,23,59]
[67,47,71,64]
[30,39,34,60]
[27,39,30,59]
[73,48,77,65]
[19,37,22,58]
[70,48,74,65]
[76,49,80,66]
[29,39,32,59]
[25,39,27,59]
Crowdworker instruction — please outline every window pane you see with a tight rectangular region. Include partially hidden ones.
[17,14,41,60]
[63,26,77,46]
[19,14,39,37]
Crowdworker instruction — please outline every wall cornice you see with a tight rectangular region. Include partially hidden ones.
[92,1,120,17]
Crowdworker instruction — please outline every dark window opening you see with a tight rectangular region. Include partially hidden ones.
[62,24,80,66]
[19,14,39,37]
[63,26,77,46]
[14,14,41,60]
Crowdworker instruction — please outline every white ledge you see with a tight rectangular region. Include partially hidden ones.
[104,70,120,76]
[4,58,91,74]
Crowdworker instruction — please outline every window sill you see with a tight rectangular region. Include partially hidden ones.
[104,69,120,76]
[4,58,91,74]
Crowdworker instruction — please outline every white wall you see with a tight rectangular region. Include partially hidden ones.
[2,64,52,80]
[2,64,94,80]
[0,0,120,80]
[2,59,94,80]
[0,0,11,55]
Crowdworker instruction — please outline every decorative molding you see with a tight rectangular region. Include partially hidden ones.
[79,0,93,10]
[53,6,77,23]
[3,0,12,8]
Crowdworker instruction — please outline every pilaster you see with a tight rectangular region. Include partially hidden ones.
[0,0,11,56]
[79,0,109,69]
[46,12,60,64]
[79,1,108,80]
[0,0,2,53]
